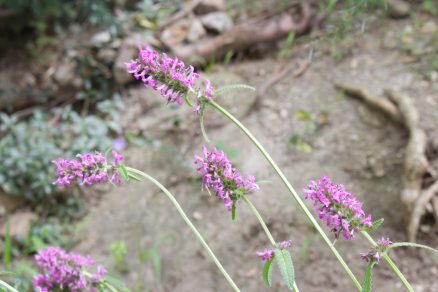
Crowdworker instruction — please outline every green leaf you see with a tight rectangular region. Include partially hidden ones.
[150,250,162,283]
[32,236,46,251]
[118,165,129,180]
[231,204,236,221]
[388,242,438,254]
[214,84,256,95]
[362,260,377,292]
[127,173,142,182]
[262,258,274,287]
[363,218,384,232]
[275,249,295,290]
[3,219,11,270]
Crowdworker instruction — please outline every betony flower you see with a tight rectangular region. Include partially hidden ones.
[256,240,292,261]
[52,151,124,187]
[194,146,258,211]
[303,176,372,240]
[126,46,214,114]
[360,237,393,263]
[33,247,107,292]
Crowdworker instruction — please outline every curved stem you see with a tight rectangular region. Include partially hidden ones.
[361,231,414,292]
[125,167,240,292]
[242,195,276,247]
[0,279,19,292]
[209,100,362,291]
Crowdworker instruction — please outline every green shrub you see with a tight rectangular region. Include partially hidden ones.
[0,98,123,203]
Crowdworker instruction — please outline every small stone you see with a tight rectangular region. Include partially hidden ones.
[161,25,188,47]
[54,60,81,88]
[194,0,226,15]
[192,211,203,221]
[387,0,410,18]
[200,12,233,34]
[97,48,117,63]
[90,30,112,46]
[0,210,37,239]
[187,18,206,43]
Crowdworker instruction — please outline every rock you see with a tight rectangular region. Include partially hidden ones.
[387,0,410,18]
[194,0,226,15]
[97,48,117,63]
[0,191,24,216]
[200,12,233,34]
[187,18,206,43]
[113,33,158,85]
[0,210,37,239]
[53,60,82,88]
[90,30,112,46]
[161,25,189,47]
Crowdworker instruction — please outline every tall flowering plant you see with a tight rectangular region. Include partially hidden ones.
[3,45,438,292]
[121,45,438,292]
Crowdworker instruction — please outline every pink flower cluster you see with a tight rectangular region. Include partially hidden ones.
[52,151,124,187]
[360,237,393,263]
[33,247,107,292]
[256,240,292,261]
[126,46,202,105]
[304,176,372,240]
[194,146,258,211]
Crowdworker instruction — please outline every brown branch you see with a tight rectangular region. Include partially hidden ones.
[408,180,438,242]
[169,2,312,64]
[333,83,403,124]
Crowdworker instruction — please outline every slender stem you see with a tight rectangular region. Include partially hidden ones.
[361,231,414,292]
[0,279,19,292]
[242,195,276,247]
[125,167,240,292]
[209,100,362,291]
[242,195,300,292]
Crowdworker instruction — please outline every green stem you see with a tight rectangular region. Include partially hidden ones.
[242,195,300,292]
[209,100,362,291]
[242,195,276,247]
[125,167,240,292]
[0,279,19,292]
[361,231,414,292]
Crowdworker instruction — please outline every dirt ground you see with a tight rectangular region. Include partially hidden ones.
[72,17,438,292]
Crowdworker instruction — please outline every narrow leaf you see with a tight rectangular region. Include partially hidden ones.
[363,218,384,232]
[389,242,438,254]
[275,249,295,290]
[118,165,129,180]
[127,173,142,182]
[3,219,11,269]
[150,250,162,283]
[215,84,256,95]
[262,258,274,287]
[362,261,377,292]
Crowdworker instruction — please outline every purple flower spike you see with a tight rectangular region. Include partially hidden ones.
[126,46,212,106]
[52,151,124,187]
[257,240,292,261]
[304,176,372,240]
[33,247,107,292]
[194,146,258,211]
[360,237,393,263]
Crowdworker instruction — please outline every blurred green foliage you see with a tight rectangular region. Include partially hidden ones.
[0,98,123,204]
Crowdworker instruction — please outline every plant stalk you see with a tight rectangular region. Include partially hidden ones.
[125,167,240,292]
[209,100,362,291]
[0,279,19,292]
[242,195,300,292]
[361,231,414,292]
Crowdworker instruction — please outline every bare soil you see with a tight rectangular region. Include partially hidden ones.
[74,18,438,292]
